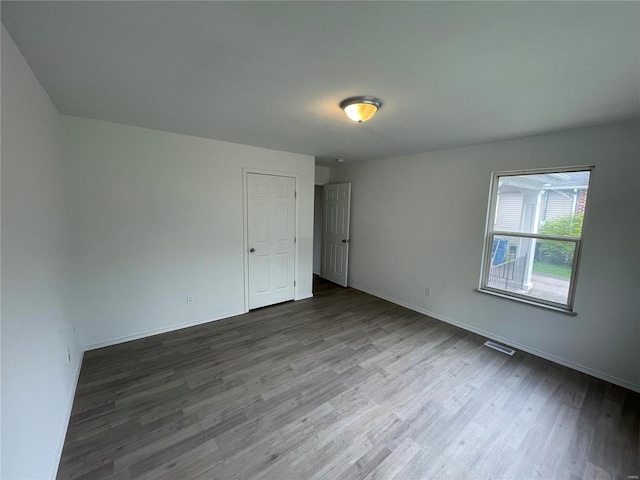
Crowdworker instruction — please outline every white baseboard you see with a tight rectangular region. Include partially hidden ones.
[52,347,84,478]
[85,310,247,351]
[295,293,314,301]
[349,282,640,394]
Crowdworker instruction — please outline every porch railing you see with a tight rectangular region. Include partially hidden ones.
[488,253,528,291]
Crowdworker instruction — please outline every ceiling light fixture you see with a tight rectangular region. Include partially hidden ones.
[340,96,382,123]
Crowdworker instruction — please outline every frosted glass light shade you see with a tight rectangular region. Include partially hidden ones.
[340,96,382,123]
[344,103,378,122]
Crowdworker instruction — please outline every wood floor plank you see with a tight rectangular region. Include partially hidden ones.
[57,277,639,479]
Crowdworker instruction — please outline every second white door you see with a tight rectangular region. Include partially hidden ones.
[321,183,351,287]
[247,173,296,309]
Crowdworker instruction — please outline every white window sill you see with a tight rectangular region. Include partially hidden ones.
[474,288,578,316]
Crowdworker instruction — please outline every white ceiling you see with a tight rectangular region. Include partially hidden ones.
[2,2,639,164]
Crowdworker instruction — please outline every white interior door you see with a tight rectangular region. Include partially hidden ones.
[321,183,351,287]
[247,173,296,309]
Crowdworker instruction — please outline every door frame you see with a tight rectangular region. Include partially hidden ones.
[242,167,300,313]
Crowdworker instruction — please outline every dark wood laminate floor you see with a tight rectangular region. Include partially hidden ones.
[58,278,639,480]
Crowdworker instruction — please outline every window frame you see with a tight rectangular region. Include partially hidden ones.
[478,165,594,312]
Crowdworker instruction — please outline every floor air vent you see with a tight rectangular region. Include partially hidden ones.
[484,341,516,356]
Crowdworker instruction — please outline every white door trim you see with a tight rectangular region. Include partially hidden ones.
[242,167,300,313]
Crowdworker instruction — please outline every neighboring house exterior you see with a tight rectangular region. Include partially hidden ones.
[495,171,590,234]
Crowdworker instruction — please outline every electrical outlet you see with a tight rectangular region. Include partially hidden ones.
[425,288,431,297]
[187,295,194,305]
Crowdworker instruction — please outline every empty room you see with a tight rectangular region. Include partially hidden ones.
[1,2,639,479]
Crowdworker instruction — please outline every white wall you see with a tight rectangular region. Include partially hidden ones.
[64,116,314,349]
[330,121,640,391]
[1,26,83,479]
[313,166,330,275]
[315,166,330,185]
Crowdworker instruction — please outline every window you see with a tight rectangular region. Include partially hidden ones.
[479,166,593,311]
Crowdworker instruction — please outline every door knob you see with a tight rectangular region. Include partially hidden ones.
[249,248,255,253]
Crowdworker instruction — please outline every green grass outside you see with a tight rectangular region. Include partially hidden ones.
[533,261,572,279]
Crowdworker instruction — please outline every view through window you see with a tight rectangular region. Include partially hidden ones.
[480,168,592,310]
